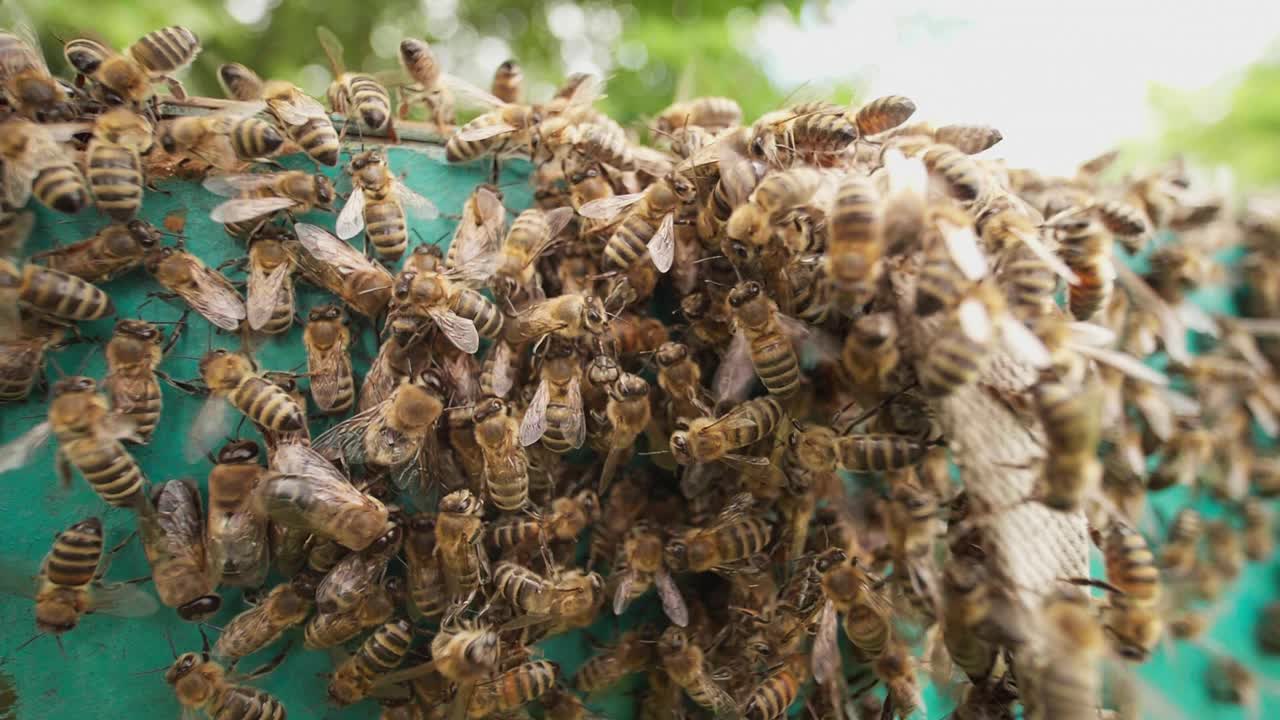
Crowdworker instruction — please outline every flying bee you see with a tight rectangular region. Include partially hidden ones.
[3,517,157,639]
[611,523,688,626]
[315,373,444,490]
[1093,198,1151,251]
[166,642,287,720]
[258,442,391,552]
[670,395,785,467]
[212,579,312,661]
[494,563,605,630]
[158,103,284,170]
[470,397,530,512]
[0,117,90,214]
[84,108,153,222]
[302,304,355,414]
[291,223,394,319]
[316,27,395,138]
[435,489,486,603]
[466,660,559,719]
[664,493,773,574]
[103,319,174,444]
[490,59,523,103]
[1206,519,1245,582]
[189,349,305,460]
[138,479,222,621]
[493,206,575,306]
[720,279,804,399]
[657,627,738,717]
[205,171,336,237]
[205,440,270,589]
[1242,498,1274,562]
[0,24,75,121]
[396,38,456,131]
[573,627,655,696]
[598,373,651,493]
[33,219,160,283]
[1160,507,1203,577]
[653,96,743,133]
[0,256,115,325]
[519,339,586,453]
[576,171,696,274]
[64,26,200,103]
[218,62,341,167]
[335,149,440,262]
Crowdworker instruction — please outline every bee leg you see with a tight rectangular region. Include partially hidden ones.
[163,76,188,101]
[93,530,139,580]
[239,640,292,681]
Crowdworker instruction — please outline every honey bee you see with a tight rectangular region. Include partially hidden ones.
[190,349,305,459]
[317,27,395,138]
[218,62,340,167]
[166,642,287,720]
[1242,497,1274,561]
[1160,507,1203,577]
[508,293,608,346]
[292,223,394,319]
[241,232,296,335]
[853,94,918,136]
[466,660,559,719]
[82,108,154,222]
[435,489,486,603]
[0,117,90,214]
[654,96,742,133]
[297,304,355,414]
[8,517,157,638]
[578,171,696,274]
[744,654,806,720]
[817,552,893,662]
[824,174,884,310]
[446,101,543,165]
[489,488,597,556]
[395,38,455,132]
[328,618,415,706]
[64,26,200,103]
[495,562,606,630]
[144,245,246,331]
[102,319,171,444]
[205,440,271,589]
[32,220,160,283]
[1046,207,1115,321]
[669,395,785,467]
[589,472,650,570]
[492,207,575,305]
[257,442,391,552]
[1206,519,1245,582]
[205,171,336,237]
[490,59,523,104]
[789,425,932,474]
[720,280,805,399]
[0,309,63,403]
[212,580,312,661]
[939,559,1004,683]
[389,256,504,355]
[303,577,399,649]
[598,373,651,492]
[838,312,899,396]
[336,149,440,262]
[610,523,688,625]
[375,618,500,719]
[519,340,586,453]
[465,397,530,512]
[1095,525,1163,661]
[0,24,75,121]
[655,341,711,425]
[138,479,222,621]
[874,637,925,720]
[657,626,737,717]
[919,282,1050,397]
[747,101,858,168]
[158,103,284,170]
[402,514,445,620]
[317,373,443,490]
[665,493,772,574]
[574,627,655,695]
[1027,594,1104,720]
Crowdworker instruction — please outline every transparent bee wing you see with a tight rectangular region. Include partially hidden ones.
[455,122,517,142]
[99,412,142,444]
[567,377,586,450]
[90,582,160,618]
[315,26,347,75]
[612,571,638,616]
[957,296,993,344]
[519,379,550,446]
[489,342,516,398]
[1176,300,1220,338]
[210,196,298,224]
[543,206,576,240]
[395,181,440,220]
[447,680,478,720]
[632,146,674,178]
[0,210,33,258]
[1075,345,1169,386]
[313,405,377,464]
[577,193,643,220]
[940,222,987,281]
[1013,225,1079,284]
[1246,393,1279,437]
[307,346,346,412]
[295,223,388,282]
[428,307,480,354]
[183,264,248,331]
[1113,260,1189,364]
[647,212,676,273]
[187,397,233,462]
[1067,321,1117,347]
[999,317,1051,369]
[247,261,290,331]
[202,174,281,197]
[713,330,756,406]
[441,73,505,111]
[655,567,689,627]
[5,22,47,74]
[0,420,51,474]
[335,185,366,240]
[270,90,329,125]
[723,453,772,467]
[812,601,840,686]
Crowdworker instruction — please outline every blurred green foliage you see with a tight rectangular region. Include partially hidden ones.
[1152,60,1280,187]
[11,0,819,130]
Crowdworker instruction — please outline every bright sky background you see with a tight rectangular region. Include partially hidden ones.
[755,0,1280,175]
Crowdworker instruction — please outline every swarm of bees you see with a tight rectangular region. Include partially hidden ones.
[1,15,1279,720]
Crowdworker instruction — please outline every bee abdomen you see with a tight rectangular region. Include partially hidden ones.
[211,686,286,720]
[0,351,41,402]
[87,145,143,221]
[110,379,162,441]
[451,289,504,339]
[750,335,800,397]
[130,26,200,74]
[835,433,929,472]
[232,376,304,431]
[495,562,544,611]
[22,266,113,320]
[348,74,391,130]
[844,606,889,660]
[33,164,89,214]
[745,670,799,720]
[64,438,146,507]
[47,518,104,587]
[360,619,413,670]
[365,200,408,260]
[604,219,654,271]
[487,467,529,513]
[919,337,983,397]
[289,118,340,167]
[717,517,771,563]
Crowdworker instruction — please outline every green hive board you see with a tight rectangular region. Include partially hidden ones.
[0,143,1277,720]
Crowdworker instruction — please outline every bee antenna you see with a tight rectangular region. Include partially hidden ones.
[198,625,212,659]
[15,632,44,652]
[692,254,725,264]
[48,354,66,379]
[703,278,729,288]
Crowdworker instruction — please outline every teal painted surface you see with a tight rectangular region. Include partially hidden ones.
[0,145,1277,720]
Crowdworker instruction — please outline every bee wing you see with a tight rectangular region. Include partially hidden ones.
[1246,393,1279,438]
[202,174,281,197]
[270,91,328,125]
[489,342,516,398]
[519,379,551,446]
[1176,299,1220,338]
[447,680,479,720]
[313,406,377,464]
[957,296,993,344]
[713,330,755,406]
[633,146,674,178]
[567,377,586,449]
[187,397,233,462]
[1067,321,1116,347]
[999,317,1051,369]
[184,266,248,331]
[543,206,576,241]
[428,307,480,354]
[577,193,643,220]
[295,223,384,279]
[89,582,160,618]
[247,261,290,331]
[1012,225,1079,284]
[812,601,840,686]
[315,26,347,75]
[395,181,440,220]
[455,122,517,142]
[941,221,987,281]
[612,570,638,616]
[335,185,366,240]
[0,421,51,474]
[647,212,676,273]
[655,566,689,627]
[1075,345,1169,386]
[210,196,299,224]
[1113,260,1189,364]
[307,346,347,412]
[441,73,505,111]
